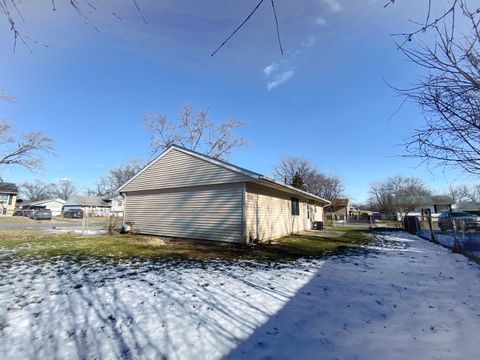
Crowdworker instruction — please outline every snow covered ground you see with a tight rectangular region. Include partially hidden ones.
[1,232,479,359]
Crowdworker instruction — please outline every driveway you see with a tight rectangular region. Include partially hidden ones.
[0,232,479,359]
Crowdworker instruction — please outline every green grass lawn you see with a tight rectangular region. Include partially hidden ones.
[0,230,374,261]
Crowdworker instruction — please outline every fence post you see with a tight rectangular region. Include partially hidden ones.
[452,219,461,252]
[428,215,435,242]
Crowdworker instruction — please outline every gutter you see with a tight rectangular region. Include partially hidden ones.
[257,176,331,206]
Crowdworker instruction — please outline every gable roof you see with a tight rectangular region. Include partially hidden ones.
[118,145,330,205]
[0,182,19,194]
[21,198,65,207]
[417,195,454,205]
[64,196,111,207]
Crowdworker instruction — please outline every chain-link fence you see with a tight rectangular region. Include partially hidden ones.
[405,215,480,262]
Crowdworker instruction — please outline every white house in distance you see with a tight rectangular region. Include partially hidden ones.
[411,195,454,221]
[118,145,330,244]
[21,198,66,216]
[107,195,125,217]
[64,196,111,216]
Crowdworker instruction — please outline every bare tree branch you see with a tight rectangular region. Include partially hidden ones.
[393,0,480,175]
[369,176,431,215]
[19,179,56,201]
[211,0,284,56]
[0,122,54,174]
[143,103,246,160]
[0,0,146,51]
[90,158,146,197]
[272,157,344,202]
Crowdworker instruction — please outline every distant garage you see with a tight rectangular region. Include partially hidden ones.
[118,145,330,244]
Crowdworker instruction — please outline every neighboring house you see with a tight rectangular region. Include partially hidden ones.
[107,195,125,217]
[452,202,480,216]
[64,196,111,216]
[411,195,454,220]
[0,182,19,216]
[118,145,330,244]
[21,198,65,216]
[325,199,351,222]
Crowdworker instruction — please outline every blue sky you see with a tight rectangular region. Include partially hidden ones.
[0,0,474,201]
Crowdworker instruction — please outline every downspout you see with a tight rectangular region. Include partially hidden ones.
[241,183,247,244]
[121,192,126,228]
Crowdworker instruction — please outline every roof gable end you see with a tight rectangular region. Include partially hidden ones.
[118,146,259,192]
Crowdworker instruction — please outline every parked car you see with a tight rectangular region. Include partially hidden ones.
[438,211,480,231]
[13,209,27,216]
[63,209,84,219]
[29,208,52,221]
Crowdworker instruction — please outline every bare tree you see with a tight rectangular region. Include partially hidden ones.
[449,183,480,204]
[307,172,344,203]
[394,1,480,175]
[369,176,431,215]
[369,181,396,214]
[272,157,316,186]
[0,121,54,176]
[144,103,246,160]
[91,158,146,197]
[53,179,77,201]
[272,156,344,201]
[20,180,55,201]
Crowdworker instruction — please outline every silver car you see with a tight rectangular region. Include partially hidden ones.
[438,211,480,231]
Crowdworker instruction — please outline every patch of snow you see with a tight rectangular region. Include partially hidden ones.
[48,228,106,236]
[0,257,322,360]
[1,232,479,359]
[228,232,480,359]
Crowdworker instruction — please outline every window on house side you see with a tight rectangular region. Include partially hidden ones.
[291,197,300,216]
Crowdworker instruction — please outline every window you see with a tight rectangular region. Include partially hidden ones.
[8,195,13,205]
[0,194,8,204]
[291,197,300,216]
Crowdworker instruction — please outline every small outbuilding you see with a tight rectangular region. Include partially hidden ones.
[118,145,330,244]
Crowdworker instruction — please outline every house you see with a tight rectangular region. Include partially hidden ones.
[412,195,454,220]
[106,195,124,217]
[452,202,480,216]
[20,198,65,216]
[325,199,351,222]
[118,145,330,244]
[0,182,19,216]
[63,196,111,216]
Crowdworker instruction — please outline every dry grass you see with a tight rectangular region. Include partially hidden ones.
[0,230,375,261]
[0,216,35,224]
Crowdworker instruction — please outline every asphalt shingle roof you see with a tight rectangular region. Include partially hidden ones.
[64,196,110,207]
[0,182,19,194]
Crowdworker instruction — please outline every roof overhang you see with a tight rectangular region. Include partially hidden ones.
[256,177,331,206]
[117,144,331,206]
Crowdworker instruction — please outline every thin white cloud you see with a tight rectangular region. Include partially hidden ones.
[263,34,317,90]
[323,0,343,13]
[302,36,316,48]
[263,63,278,77]
[267,70,295,90]
[315,17,327,25]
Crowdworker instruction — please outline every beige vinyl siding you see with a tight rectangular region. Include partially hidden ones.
[125,183,244,243]
[245,183,323,241]
[0,193,16,216]
[122,148,251,192]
